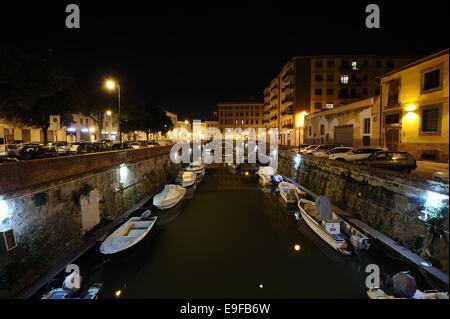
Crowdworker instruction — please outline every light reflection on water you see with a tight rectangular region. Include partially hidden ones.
[70,166,417,299]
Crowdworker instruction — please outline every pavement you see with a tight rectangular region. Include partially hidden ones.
[410,161,449,182]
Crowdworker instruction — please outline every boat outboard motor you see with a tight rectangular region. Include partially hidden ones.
[315,196,333,221]
[62,271,83,297]
[393,272,417,298]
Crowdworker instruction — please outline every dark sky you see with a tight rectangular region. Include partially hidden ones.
[1,1,448,120]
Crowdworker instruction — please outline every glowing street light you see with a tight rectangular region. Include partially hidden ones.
[104,79,121,142]
[106,110,112,116]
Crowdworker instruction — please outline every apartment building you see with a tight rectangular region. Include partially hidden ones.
[218,101,264,133]
[380,49,449,162]
[264,55,415,146]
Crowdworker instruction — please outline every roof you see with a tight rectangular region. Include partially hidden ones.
[381,49,449,78]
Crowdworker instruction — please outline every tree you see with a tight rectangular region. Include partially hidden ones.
[0,47,85,142]
[124,102,173,140]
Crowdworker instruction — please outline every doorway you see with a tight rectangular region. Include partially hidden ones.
[386,128,400,151]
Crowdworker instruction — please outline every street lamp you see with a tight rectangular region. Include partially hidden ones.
[106,110,112,116]
[105,79,121,142]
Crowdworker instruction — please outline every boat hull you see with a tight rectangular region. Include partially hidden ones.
[298,202,351,255]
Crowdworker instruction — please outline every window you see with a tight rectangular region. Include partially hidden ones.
[421,108,439,132]
[315,74,323,81]
[309,126,312,136]
[422,67,442,92]
[385,113,400,125]
[327,74,334,82]
[325,103,334,109]
[315,60,323,68]
[362,88,368,96]
[339,88,348,98]
[315,89,322,96]
[352,61,358,70]
[256,120,259,124]
[392,153,408,160]
[350,88,357,98]
[80,118,84,125]
[314,102,322,109]
[326,88,334,96]
[327,60,335,68]
[387,78,400,107]
[363,118,371,134]
[340,75,349,84]
[375,88,380,95]
[373,153,387,160]
[320,124,325,135]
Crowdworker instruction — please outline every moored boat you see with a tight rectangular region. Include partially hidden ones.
[42,283,103,299]
[297,197,352,255]
[100,210,157,255]
[153,184,186,209]
[175,171,196,187]
[186,162,205,174]
[257,166,283,186]
[278,181,304,204]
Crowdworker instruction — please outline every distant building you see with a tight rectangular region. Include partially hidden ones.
[380,49,449,162]
[217,101,264,133]
[264,55,416,146]
[165,111,178,127]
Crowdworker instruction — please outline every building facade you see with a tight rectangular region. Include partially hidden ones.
[264,55,415,146]
[218,101,264,133]
[380,49,449,162]
[304,97,380,147]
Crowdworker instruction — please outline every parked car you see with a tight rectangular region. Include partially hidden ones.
[130,141,148,149]
[146,141,160,147]
[111,142,133,150]
[356,151,417,173]
[328,146,385,161]
[11,142,43,157]
[17,145,48,160]
[306,144,340,155]
[299,145,318,154]
[314,146,354,158]
[45,142,70,156]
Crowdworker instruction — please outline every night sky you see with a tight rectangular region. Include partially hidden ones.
[1,1,448,120]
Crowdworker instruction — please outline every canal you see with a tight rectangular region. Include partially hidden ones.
[36,166,432,299]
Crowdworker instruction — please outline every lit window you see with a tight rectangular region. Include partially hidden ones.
[340,75,349,84]
[326,103,334,109]
[352,61,358,70]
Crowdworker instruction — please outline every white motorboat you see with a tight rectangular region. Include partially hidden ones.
[153,184,186,209]
[278,181,305,204]
[257,166,283,186]
[42,283,103,299]
[367,271,449,299]
[100,211,157,255]
[186,162,206,175]
[175,171,196,187]
[297,197,352,255]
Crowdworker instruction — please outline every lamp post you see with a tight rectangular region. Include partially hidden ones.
[105,80,121,142]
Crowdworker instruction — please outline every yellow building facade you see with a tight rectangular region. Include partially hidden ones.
[381,50,449,162]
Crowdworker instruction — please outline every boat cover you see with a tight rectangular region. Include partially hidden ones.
[258,166,275,176]
[315,196,333,221]
[393,272,417,298]
[153,185,185,206]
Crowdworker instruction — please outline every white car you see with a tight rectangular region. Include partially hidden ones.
[314,146,354,158]
[328,147,385,161]
[299,145,319,154]
[306,144,340,155]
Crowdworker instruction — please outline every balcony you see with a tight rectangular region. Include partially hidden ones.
[263,110,270,115]
[281,106,293,116]
[270,115,278,121]
[270,96,278,101]
[270,105,277,111]
[282,124,293,129]
[282,95,293,104]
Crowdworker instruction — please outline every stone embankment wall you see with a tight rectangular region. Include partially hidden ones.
[0,147,178,298]
[278,151,449,274]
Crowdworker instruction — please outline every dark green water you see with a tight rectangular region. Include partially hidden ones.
[72,166,421,299]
